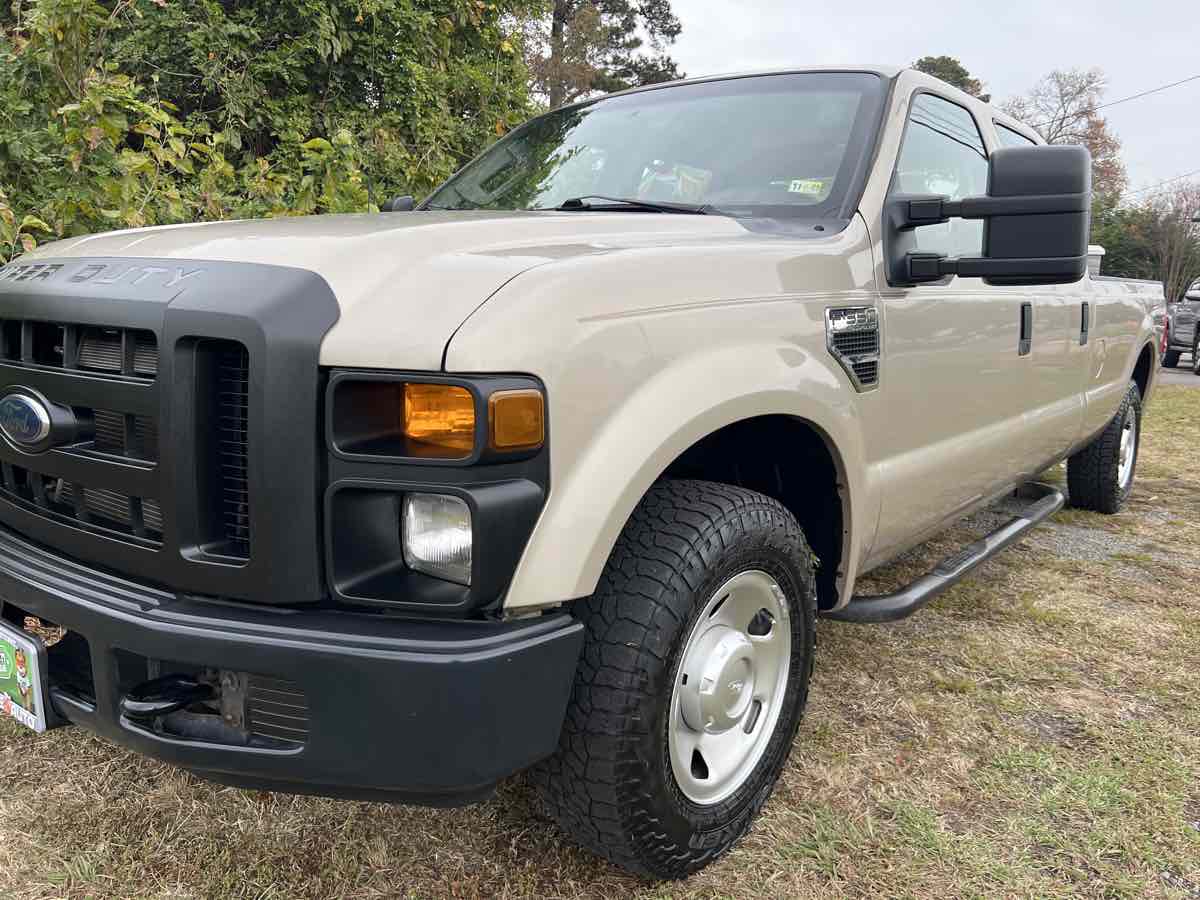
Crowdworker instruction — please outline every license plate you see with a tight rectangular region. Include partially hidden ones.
[0,621,46,733]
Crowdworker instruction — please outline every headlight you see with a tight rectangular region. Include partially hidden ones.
[402,493,472,585]
[329,376,545,461]
[402,383,476,457]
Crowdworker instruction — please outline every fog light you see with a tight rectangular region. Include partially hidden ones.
[402,493,472,585]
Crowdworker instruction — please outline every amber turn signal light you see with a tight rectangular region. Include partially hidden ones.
[488,389,545,452]
[402,383,476,458]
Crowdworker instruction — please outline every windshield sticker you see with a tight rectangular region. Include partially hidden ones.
[788,179,826,196]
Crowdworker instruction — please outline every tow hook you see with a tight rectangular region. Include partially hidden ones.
[119,674,215,723]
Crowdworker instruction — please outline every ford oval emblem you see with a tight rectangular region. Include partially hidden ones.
[0,391,52,449]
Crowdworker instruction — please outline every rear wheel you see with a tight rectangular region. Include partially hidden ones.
[532,480,816,879]
[1067,380,1141,514]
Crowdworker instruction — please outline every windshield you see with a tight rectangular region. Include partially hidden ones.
[425,72,885,218]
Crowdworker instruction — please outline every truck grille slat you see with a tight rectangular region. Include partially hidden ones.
[91,409,159,461]
[246,674,308,747]
[0,470,163,545]
[213,342,251,558]
[0,319,158,380]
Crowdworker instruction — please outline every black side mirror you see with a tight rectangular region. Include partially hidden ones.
[885,145,1092,287]
[381,195,415,212]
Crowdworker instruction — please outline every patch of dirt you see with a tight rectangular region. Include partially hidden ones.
[1024,712,1091,747]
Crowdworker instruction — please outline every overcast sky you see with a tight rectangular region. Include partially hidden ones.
[667,0,1199,195]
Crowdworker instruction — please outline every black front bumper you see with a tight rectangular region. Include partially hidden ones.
[0,526,583,805]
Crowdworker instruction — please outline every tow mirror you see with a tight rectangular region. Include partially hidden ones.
[886,144,1092,287]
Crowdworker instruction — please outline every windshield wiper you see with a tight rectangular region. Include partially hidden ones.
[552,196,710,215]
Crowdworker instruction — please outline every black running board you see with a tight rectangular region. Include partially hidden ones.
[824,483,1064,624]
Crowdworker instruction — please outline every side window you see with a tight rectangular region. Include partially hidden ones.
[891,93,989,258]
[995,123,1037,148]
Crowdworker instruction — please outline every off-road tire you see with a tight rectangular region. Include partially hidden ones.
[1067,380,1141,514]
[531,479,817,880]
[1163,348,1181,368]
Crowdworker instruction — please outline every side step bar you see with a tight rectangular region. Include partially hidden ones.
[825,482,1064,624]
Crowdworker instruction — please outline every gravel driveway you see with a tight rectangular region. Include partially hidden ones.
[1159,366,1199,386]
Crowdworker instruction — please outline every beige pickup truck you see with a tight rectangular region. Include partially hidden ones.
[0,65,1160,878]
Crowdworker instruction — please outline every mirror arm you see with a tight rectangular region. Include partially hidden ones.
[895,193,1090,229]
[906,252,1092,284]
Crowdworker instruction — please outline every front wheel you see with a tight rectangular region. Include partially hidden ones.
[1067,380,1142,514]
[1163,348,1181,368]
[532,480,817,879]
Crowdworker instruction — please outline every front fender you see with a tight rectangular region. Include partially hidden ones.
[443,216,881,612]
[502,340,871,611]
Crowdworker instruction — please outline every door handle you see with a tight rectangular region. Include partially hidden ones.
[1080,301,1090,346]
[1019,302,1033,356]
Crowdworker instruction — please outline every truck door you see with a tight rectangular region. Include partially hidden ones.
[867,92,1032,560]
[991,122,1086,469]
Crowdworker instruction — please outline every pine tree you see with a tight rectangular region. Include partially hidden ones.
[527,0,683,108]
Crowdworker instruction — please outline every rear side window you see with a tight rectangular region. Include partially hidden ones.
[995,122,1037,148]
[891,93,989,258]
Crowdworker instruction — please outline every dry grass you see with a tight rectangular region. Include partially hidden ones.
[2,386,1199,899]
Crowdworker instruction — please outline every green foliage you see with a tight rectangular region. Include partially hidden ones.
[913,55,990,102]
[1091,199,1157,280]
[0,0,539,263]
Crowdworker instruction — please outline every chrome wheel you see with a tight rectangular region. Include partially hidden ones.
[1117,403,1137,490]
[668,570,791,805]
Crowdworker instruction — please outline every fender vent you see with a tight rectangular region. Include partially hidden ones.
[826,306,881,391]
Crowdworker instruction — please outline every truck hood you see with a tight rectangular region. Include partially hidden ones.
[26,211,756,370]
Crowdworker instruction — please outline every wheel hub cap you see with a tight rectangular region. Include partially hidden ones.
[1118,405,1137,490]
[668,570,792,805]
[678,627,757,734]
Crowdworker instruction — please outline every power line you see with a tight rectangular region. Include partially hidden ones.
[1125,168,1200,198]
[1028,73,1200,130]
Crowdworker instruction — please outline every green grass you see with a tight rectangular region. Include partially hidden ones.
[1,385,1198,899]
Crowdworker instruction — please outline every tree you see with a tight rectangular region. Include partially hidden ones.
[1144,183,1200,302]
[1001,68,1127,203]
[103,0,541,195]
[1090,199,1156,279]
[912,56,990,102]
[0,0,539,263]
[526,1,683,109]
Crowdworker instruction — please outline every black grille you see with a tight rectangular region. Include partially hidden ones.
[246,675,309,747]
[91,410,159,461]
[214,342,251,558]
[0,320,157,380]
[0,465,162,544]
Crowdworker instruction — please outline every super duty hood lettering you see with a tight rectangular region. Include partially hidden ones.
[0,261,204,289]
